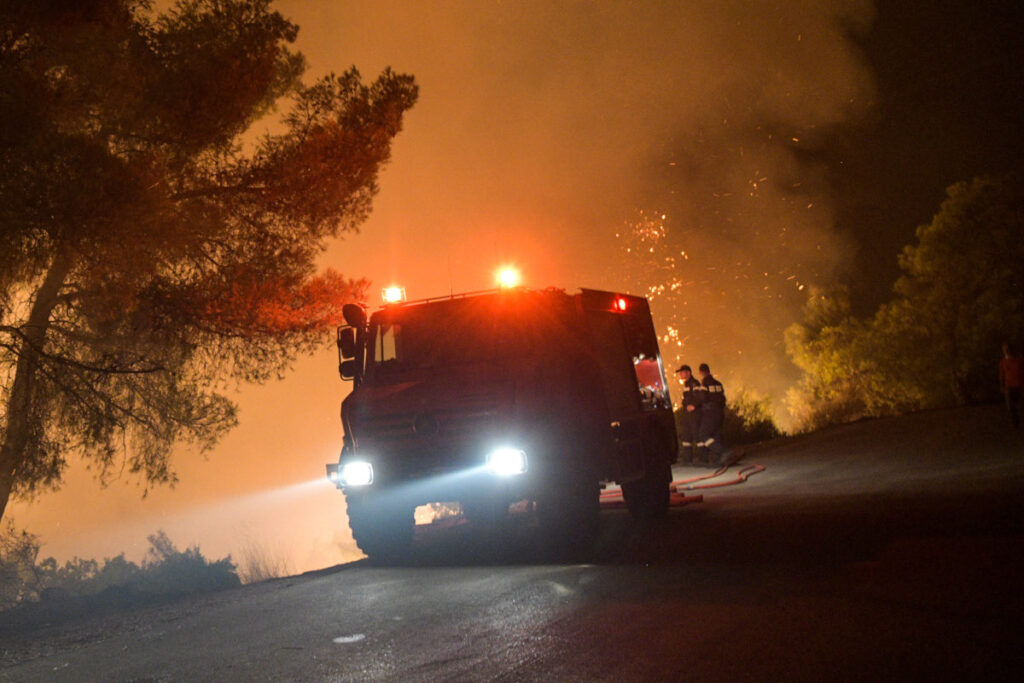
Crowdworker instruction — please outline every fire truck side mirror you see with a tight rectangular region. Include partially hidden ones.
[342,303,367,328]
[338,326,357,360]
[339,359,358,382]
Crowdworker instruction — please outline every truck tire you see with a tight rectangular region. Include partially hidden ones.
[461,497,515,558]
[622,459,671,521]
[345,491,414,562]
[538,475,600,553]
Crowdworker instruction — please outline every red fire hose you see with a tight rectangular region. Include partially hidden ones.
[675,463,765,491]
[599,463,765,508]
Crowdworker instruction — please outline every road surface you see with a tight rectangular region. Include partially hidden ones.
[2,404,1023,681]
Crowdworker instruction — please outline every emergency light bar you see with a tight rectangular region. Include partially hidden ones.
[496,266,521,289]
[382,286,406,304]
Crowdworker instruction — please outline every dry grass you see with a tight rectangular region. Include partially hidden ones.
[235,539,291,585]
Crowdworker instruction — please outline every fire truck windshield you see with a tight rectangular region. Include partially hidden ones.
[365,296,538,378]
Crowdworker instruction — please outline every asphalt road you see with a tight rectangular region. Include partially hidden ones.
[3,405,1023,682]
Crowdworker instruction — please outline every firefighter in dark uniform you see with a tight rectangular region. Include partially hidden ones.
[674,364,703,465]
[697,362,734,467]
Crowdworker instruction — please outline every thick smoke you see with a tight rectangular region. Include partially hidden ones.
[310,0,877,417]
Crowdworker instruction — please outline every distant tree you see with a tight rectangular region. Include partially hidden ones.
[785,175,1024,431]
[0,1,418,520]
[878,175,1024,404]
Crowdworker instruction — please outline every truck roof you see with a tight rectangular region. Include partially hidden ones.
[373,286,648,315]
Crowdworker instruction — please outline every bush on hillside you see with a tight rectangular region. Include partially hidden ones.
[0,525,239,611]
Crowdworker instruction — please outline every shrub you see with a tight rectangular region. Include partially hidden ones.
[1,526,239,611]
[135,531,240,596]
[722,388,783,445]
[0,521,42,609]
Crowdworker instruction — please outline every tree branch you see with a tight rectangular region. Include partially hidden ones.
[0,325,165,375]
[168,182,266,203]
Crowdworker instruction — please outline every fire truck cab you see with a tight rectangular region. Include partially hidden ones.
[327,286,677,559]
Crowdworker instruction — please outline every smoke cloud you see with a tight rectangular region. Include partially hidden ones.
[309,0,877,411]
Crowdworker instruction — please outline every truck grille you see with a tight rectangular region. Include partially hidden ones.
[361,413,415,440]
[359,397,502,443]
[437,403,499,436]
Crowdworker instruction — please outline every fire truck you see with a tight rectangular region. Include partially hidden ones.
[326,285,677,559]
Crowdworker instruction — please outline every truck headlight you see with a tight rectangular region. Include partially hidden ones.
[339,461,374,486]
[486,448,528,476]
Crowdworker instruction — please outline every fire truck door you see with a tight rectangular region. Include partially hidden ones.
[585,310,645,480]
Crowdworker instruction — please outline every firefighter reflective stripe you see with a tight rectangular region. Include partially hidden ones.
[681,441,693,447]
[700,438,716,446]
[706,385,723,393]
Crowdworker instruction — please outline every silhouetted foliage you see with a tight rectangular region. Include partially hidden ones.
[0,0,418,519]
[1,524,238,611]
[721,388,782,445]
[786,175,1024,431]
[0,520,40,609]
[880,175,1024,404]
[136,530,239,595]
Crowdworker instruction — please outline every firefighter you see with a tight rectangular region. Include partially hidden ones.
[675,364,703,465]
[697,362,734,467]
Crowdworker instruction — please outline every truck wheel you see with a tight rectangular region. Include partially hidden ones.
[622,460,671,521]
[538,476,600,553]
[646,460,672,519]
[461,497,514,558]
[345,491,414,563]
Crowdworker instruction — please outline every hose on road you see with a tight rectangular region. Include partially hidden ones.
[675,463,766,491]
[598,462,765,508]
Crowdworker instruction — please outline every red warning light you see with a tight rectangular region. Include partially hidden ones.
[615,297,628,311]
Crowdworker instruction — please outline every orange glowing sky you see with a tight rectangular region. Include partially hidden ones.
[10,0,881,572]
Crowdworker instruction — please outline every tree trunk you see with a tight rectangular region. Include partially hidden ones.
[0,253,72,522]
